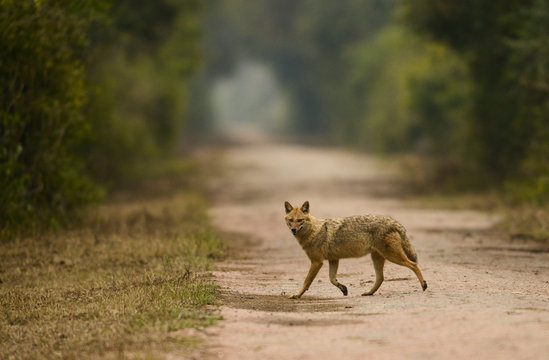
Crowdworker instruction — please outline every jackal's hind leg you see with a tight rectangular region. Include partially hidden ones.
[362,251,385,296]
[329,259,348,296]
[376,232,427,291]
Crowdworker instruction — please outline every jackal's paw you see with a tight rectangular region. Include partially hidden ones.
[422,281,428,291]
[288,294,301,299]
[339,284,348,296]
[361,292,374,296]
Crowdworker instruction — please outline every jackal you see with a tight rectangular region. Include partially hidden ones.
[284,201,427,299]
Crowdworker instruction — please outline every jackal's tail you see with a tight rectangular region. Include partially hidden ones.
[398,229,417,263]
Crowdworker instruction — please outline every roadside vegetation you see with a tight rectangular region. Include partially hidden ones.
[1,0,202,238]
[1,2,225,358]
[0,157,224,359]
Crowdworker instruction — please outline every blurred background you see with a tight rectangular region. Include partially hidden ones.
[2,0,549,236]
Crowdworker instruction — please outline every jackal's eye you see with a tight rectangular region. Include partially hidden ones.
[297,219,303,223]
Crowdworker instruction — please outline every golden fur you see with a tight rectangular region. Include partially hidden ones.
[285,201,427,298]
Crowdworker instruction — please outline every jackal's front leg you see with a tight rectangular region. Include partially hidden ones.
[289,261,323,299]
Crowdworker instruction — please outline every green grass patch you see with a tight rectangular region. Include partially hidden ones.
[0,157,225,359]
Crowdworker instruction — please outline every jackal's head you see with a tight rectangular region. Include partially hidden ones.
[284,201,311,236]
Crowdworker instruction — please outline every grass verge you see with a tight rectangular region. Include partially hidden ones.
[0,157,225,359]
[396,154,549,243]
[496,206,549,242]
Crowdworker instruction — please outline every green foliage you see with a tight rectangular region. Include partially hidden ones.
[344,25,473,163]
[85,0,202,184]
[403,0,549,201]
[0,1,104,237]
[505,0,549,204]
[1,0,203,238]
[345,25,422,150]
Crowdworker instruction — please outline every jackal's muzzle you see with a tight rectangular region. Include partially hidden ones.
[291,226,302,235]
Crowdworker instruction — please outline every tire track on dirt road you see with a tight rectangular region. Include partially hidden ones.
[199,139,549,360]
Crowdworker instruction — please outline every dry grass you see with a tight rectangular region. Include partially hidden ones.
[497,205,549,242]
[393,154,549,242]
[0,158,225,359]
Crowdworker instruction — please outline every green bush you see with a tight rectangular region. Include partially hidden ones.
[0,0,202,238]
[404,0,549,198]
[84,0,201,185]
[0,1,103,238]
[345,25,472,160]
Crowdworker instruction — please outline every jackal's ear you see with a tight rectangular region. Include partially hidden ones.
[301,201,310,214]
[284,201,293,214]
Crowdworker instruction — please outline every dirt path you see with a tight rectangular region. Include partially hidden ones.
[199,138,549,359]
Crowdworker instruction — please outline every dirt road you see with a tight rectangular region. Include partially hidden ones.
[200,138,549,359]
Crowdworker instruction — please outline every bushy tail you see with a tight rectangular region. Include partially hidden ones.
[398,229,417,262]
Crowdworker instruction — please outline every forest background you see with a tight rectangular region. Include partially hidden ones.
[2,0,549,239]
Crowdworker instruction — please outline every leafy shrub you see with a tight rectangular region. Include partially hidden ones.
[0,1,103,238]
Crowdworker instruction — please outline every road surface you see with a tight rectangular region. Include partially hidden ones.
[196,137,549,359]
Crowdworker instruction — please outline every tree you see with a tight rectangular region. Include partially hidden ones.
[0,1,103,236]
